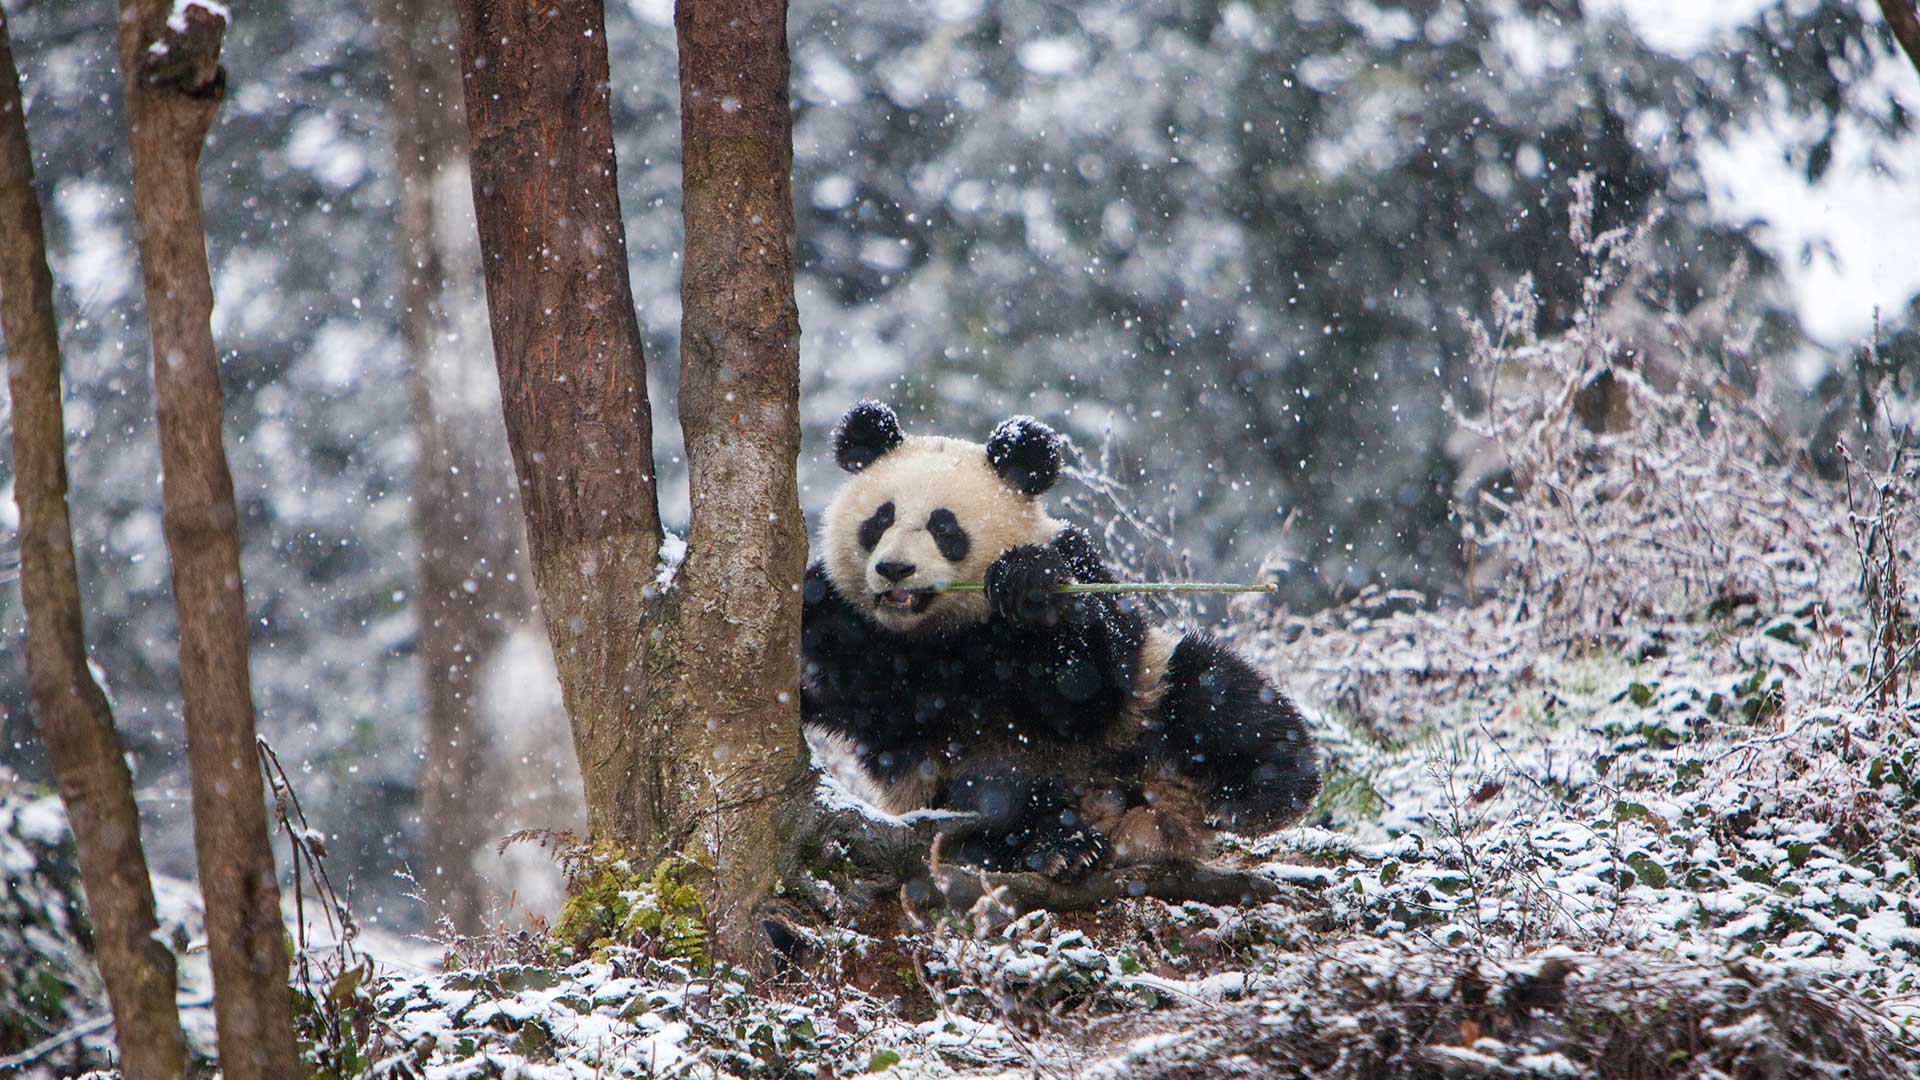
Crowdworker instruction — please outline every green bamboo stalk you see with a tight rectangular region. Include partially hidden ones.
[924,581,1276,595]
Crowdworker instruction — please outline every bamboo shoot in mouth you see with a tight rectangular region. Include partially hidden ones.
[921,581,1277,596]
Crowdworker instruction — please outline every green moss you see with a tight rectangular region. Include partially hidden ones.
[549,849,710,969]
[1313,761,1385,826]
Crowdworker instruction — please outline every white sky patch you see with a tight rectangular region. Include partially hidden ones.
[624,0,672,27]
[1702,116,1920,346]
[1585,0,1774,53]
[1589,0,1920,346]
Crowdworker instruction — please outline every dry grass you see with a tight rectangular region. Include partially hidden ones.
[1116,946,1911,1080]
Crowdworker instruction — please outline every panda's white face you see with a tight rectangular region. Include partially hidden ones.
[821,435,1062,635]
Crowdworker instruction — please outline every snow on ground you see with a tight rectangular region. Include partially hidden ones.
[236,586,1909,1080]
[4,576,1917,1078]
[4,233,1916,1075]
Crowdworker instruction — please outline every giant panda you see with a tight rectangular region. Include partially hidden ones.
[802,401,1320,878]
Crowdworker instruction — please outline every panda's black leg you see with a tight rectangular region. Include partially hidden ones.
[1156,633,1321,834]
[936,768,1108,880]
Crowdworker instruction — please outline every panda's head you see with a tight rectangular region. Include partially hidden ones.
[820,400,1065,634]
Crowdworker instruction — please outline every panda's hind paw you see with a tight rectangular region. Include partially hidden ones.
[1020,828,1108,881]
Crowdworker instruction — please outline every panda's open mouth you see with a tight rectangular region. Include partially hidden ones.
[875,589,935,614]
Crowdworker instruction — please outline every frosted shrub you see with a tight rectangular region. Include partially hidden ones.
[1449,174,1855,644]
[1252,174,1915,735]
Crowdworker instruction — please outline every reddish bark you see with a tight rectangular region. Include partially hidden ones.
[450,0,670,890]
[450,0,659,557]
[453,0,809,965]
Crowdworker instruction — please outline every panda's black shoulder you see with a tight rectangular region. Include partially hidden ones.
[802,560,842,613]
[802,561,875,653]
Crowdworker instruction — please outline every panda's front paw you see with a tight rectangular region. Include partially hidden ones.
[986,545,1073,626]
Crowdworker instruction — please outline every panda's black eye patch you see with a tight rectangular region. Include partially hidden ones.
[927,508,970,562]
[858,501,895,550]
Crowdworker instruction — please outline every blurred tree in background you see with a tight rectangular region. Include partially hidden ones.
[0,0,1914,926]
[367,0,548,936]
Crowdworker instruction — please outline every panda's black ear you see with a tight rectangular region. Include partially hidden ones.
[986,416,1062,496]
[833,400,904,473]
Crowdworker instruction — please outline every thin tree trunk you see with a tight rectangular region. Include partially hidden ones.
[369,0,536,935]
[453,0,808,965]
[0,14,188,1079]
[113,4,297,1078]
[672,0,810,961]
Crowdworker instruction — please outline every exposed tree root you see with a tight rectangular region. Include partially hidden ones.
[786,794,1302,936]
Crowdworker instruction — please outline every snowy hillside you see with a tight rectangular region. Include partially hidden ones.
[340,583,1920,1079]
[8,581,1916,1078]
[6,215,1919,1079]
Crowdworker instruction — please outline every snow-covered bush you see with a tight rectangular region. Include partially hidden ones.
[0,787,214,1079]
[0,789,97,1070]
[1448,172,1892,648]
[1196,177,1920,1078]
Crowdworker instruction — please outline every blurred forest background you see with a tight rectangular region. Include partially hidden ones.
[2,0,1917,931]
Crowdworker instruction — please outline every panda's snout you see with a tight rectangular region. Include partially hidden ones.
[870,556,937,616]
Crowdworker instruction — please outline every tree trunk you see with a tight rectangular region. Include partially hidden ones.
[0,15,188,1080]
[113,4,297,1078]
[453,0,808,966]
[368,0,540,935]
[452,0,664,847]
[671,0,811,961]
[1877,0,1920,78]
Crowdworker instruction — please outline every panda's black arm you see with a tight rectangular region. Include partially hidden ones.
[987,530,1148,740]
[1049,525,1121,584]
[800,560,870,741]
[1050,526,1147,698]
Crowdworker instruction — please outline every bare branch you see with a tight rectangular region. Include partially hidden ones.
[799,791,1294,931]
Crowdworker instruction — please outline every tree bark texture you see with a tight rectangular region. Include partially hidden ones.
[1878,0,1920,79]
[369,0,541,935]
[451,0,669,872]
[672,0,811,962]
[0,15,189,1079]
[454,0,809,965]
[113,4,297,1078]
